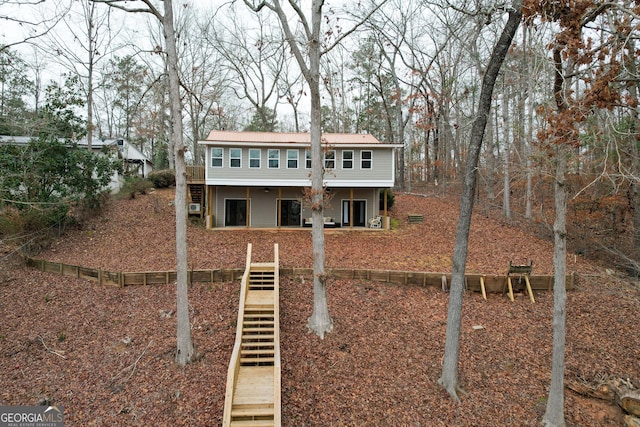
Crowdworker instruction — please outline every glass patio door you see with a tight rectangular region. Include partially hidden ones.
[225,199,247,226]
[342,200,366,227]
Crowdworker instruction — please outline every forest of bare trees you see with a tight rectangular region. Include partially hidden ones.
[2,0,638,319]
[2,2,639,424]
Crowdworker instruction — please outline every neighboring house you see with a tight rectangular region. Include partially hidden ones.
[76,138,154,192]
[0,136,154,192]
[194,130,401,229]
[77,138,154,179]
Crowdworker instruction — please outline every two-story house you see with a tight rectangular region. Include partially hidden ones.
[195,130,401,229]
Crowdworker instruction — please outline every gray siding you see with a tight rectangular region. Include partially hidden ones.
[206,146,394,185]
[210,186,379,228]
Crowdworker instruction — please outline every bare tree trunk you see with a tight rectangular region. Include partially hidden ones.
[633,116,640,253]
[502,88,511,220]
[439,2,522,401]
[86,1,95,149]
[163,0,194,366]
[627,39,640,250]
[541,39,576,426]
[244,0,334,338]
[484,111,496,202]
[306,0,333,338]
[525,25,534,220]
[543,145,568,427]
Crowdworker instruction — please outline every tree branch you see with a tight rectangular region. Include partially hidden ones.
[92,0,162,20]
[322,1,387,56]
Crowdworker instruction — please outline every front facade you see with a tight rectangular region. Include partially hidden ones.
[197,131,400,229]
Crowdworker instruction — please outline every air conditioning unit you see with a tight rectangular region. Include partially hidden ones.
[188,203,201,213]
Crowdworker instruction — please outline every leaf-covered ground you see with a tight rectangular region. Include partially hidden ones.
[1,189,638,426]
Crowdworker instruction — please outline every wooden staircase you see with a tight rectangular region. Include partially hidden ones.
[223,244,281,427]
[188,184,204,216]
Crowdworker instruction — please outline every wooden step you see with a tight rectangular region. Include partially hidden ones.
[240,349,274,356]
[230,420,274,427]
[243,312,274,318]
[241,357,275,364]
[250,262,275,269]
[243,315,273,319]
[243,320,274,326]
[242,334,275,340]
[241,342,274,349]
[242,322,274,327]
[243,327,274,333]
[231,404,274,418]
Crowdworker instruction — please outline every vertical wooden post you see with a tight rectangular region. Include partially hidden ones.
[349,188,354,228]
[278,187,282,229]
[246,187,250,228]
[525,275,535,303]
[207,186,212,228]
[507,276,515,302]
[480,276,487,301]
[383,188,388,229]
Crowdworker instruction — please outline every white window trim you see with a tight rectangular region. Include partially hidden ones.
[305,150,312,169]
[249,148,261,169]
[361,150,372,169]
[324,150,336,169]
[229,148,242,168]
[342,150,354,169]
[211,147,223,168]
[287,149,299,169]
[268,149,280,169]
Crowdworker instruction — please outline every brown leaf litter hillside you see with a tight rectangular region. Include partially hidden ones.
[37,188,597,276]
[2,189,638,426]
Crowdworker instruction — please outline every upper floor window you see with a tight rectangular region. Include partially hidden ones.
[342,150,354,169]
[361,150,372,169]
[324,150,336,169]
[268,149,280,168]
[249,149,261,168]
[211,147,223,168]
[230,148,242,168]
[305,150,312,169]
[287,149,299,169]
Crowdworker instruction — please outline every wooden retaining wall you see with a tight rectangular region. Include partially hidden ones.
[25,258,575,292]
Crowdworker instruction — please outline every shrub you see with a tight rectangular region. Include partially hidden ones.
[118,176,153,199]
[147,169,176,188]
[0,207,24,237]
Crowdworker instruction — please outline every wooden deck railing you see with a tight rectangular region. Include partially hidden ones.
[222,243,253,426]
[186,165,205,182]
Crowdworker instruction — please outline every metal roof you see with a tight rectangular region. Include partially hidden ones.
[201,130,387,145]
